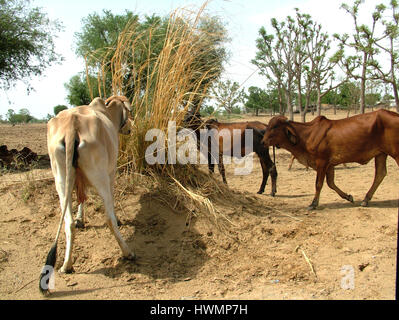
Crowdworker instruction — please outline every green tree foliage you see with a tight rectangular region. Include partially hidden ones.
[0,0,63,90]
[245,86,269,116]
[334,0,386,113]
[365,92,381,106]
[252,10,316,121]
[252,22,293,118]
[53,105,68,115]
[338,81,361,109]
[65,10,136,103]
[321,89,340,105]
[6,108,34,124]
[368,0,399,111]
[6,109,15,122]
[253,8,350,121]
[69,10,228,109]
[211,80,245,114]
[200,104,215,116]
[65,73,99,106]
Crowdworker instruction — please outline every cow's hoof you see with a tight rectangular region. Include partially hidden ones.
[270,191,276,197]
[257,190,264,195]
[307,204,317,210]
[59,266,74,274]
[347,195,354,203]
[360,200,369,207]
[123,252,136,261]
[39,287,51,296]
[75,219,85,229]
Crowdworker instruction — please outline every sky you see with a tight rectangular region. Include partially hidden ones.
[0,0,385,119]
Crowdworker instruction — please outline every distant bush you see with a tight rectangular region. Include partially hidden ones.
[54,105,68,115]
[4,108,46,124]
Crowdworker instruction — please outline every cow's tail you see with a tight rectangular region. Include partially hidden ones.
[39,119,78,295]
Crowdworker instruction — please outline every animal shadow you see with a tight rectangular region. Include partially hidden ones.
[91,192,210,282]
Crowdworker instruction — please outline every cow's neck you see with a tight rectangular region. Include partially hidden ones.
[283,121,317,169]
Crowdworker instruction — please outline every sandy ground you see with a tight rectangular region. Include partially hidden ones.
[0,110,397,300]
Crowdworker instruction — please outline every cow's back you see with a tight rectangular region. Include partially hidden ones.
[321,109,399,164]
[48,105,118,172]
[74,106,119,173]
[376,109,399,157]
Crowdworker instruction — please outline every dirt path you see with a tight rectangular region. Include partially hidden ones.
[0,111,397,300]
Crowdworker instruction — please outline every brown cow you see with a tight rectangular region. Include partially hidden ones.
[288,154,347,170]
[183,113,277,195]
[205,119,278,196]
[261,109,399,209]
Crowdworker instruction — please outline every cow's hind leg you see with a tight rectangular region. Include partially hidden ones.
[52,156,76,274]
[208,149,215,174]
[258,153,277,196]
[54,176,76,274]
[361,154,387,207]
[270,163,277,196]
[60,205,76,273]
[257,157,269,194]
[326,166,354,203]
[75,203,85,228]
[218,152,227,184]
[207,138,215,174]
[86,171,135,260]
[208,162,215,174]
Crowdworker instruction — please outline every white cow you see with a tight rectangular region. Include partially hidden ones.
[39,96,135,295]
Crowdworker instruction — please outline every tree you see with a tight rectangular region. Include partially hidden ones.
[0,0,63,90]
[72,10,229,110]
[253,9,321,121]
[200,104,215,116]
[6,108,34,124]
[245,86,268,116]
[334,0,386,113]
[338,81,361,114]
[6,109,15,122]
[74,10,138,63]
[253,19,296,119]
[321,86,341,110]
[71,10,139,101]
[65,73,99,106]
[54,105,68,115]
[211,80,245,115]
[19,108,33,123]
[291,9,313,122]
[368,0,399,111]
[305,17,351,116]
[365,92,381,106]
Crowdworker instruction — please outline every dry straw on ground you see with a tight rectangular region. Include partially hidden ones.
[85,3,235,230]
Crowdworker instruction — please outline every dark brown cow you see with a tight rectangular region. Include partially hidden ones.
[261,109,399,209]
[183,113,277,195]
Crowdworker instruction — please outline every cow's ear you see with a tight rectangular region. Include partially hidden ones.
[285,126,297,145]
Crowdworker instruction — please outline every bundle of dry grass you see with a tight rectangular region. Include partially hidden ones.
[86,3,233,229]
